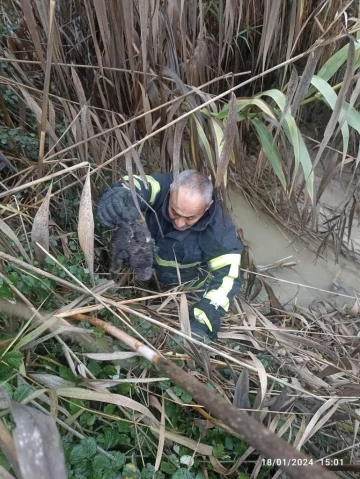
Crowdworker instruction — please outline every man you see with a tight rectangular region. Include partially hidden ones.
[97,170,243,340]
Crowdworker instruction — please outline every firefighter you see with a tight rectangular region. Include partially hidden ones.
[97,170,243,341]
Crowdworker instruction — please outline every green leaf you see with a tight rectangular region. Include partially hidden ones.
[98,427,119,449]
[103,404,115,415]
[225,436,234,450]
[258,89,314,201]
[81,437,97,459]
[2,350,24,369]
[250,118,286,190]
[172,469,196,479]
[122,463,141,479]
[0,278,13,299]
[79,412,97,427]
[141,463,165,479]
[118,420,131,433]
[87,360,101,377]
[213,443,225,458]
[72,462,89,479]
[59,366,76,382]
[316,41,360,83]
[180,392,192,404]
[69,398,85,414]
[117,434,130,445]
[310,75,350,160]
[0,451,11,472]
[93,454,114,477]
[13,384,34,403]
[161,462,177,474]
[69,444,88,464]
[112,452,126,469]
[215,98,277,120]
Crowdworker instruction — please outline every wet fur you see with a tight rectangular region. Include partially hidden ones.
[110,221,157,281]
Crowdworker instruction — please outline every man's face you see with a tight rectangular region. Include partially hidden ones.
[168,186,213,231]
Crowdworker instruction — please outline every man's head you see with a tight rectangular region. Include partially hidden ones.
[169,170,214,231]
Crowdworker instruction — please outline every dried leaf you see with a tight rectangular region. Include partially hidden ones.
[20,88,58,143]
[291,49,322,118]
[248,352,268,412]
[138,82,153,135]
[31,183,52,267]
[209,455,229,474]
[296,398,347,450]
[257,0,282,72]
[150,426,213,456]
[173,118,187,189]
[55,388,157,422]
[19,0,45,68]
[154,395,165,471]
[233,367,251,410]
[0,218,31,263]
[215,93,238,188]
[29,374,74,389]
[179,293,191,337]
[78,169,94,285]
[318,358,356,379]
[270,386,289,412]
[10,395,66,479]
[84,352,140,361]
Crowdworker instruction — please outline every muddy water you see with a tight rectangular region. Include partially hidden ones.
[229,190,360,308]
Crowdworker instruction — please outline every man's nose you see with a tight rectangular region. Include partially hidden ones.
[175,218,186,229]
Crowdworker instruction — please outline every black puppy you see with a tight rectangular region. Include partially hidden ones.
[110,221,157,281]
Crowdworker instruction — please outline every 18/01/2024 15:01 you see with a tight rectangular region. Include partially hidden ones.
[262,458,345,467]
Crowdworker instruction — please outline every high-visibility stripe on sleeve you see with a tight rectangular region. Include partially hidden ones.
[122,175,161,205]
[146,176,161,204]
[204,253,241,311]
[122,175,142,190]
[155,254,201,269]
[208,254,241,273]
[193,308,213,332]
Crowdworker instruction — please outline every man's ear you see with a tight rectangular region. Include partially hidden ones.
[205,200,214,212]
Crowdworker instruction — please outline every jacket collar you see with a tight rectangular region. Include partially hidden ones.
[161,191,217,232]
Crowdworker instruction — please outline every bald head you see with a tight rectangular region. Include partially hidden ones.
[168,171,213,230]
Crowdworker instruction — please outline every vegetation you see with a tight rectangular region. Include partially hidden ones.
[1,0,360,478]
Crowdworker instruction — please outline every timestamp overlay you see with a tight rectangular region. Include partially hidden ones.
[262,457,353,471]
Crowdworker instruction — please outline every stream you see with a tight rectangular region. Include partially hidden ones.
[229,190,360,309]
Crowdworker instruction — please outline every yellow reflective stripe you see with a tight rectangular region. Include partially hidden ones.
[123,175,142,190]
[122,175,160,204]
[146,176,161,205]
[208,253,241,272]
[204,289,230,311]
[193,308,213,332]
[155,254,201,269]
[204,254,240,311]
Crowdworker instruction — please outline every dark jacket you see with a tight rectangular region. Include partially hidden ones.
[119,173,243,337]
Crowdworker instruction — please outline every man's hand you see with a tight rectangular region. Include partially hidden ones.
[189,298,224,341]
[97,185,139,227]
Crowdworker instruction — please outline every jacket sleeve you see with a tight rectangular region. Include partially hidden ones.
[119,173,170,210]
[190,222,243,338]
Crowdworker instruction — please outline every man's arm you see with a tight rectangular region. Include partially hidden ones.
[190,251,242,339]
[97,174,166,227]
